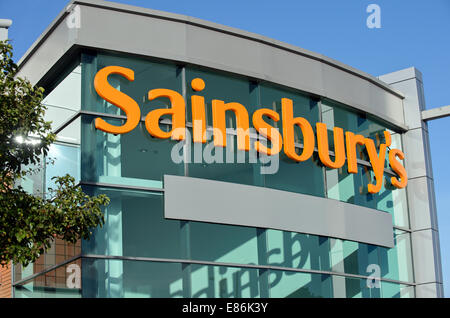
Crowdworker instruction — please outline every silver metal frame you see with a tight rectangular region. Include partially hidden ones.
[12,254,415,289]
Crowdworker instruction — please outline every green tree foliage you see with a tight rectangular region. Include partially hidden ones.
[0,40,109,267]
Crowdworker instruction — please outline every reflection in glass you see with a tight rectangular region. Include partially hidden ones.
[265,230,330,271]
[331,275,381,298]
[186,66,258,128]
[81,52,182,116]
[187,132,263,187]
[15,259,82,298]
[14,240,81,284]
[269,270,332,298]
[16,155,44,197]
[330,239,378,277]
[379,229,414,283]
[81,115,184,188]
[46,143,80,197]
[43,63,81,132]
[326,163,409,228]
[264,151,325,197]
[381,281,414,298]
[190,264,262,298]
[82,258,183,298]
[71,50,416,299]
[82,187,181,260]
[189,221,260,265]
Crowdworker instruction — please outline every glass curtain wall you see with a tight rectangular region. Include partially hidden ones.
[14,50,414,298]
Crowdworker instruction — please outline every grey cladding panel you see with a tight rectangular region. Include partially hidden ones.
[164,175,394,247]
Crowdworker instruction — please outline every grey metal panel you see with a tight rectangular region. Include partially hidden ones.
[321,63,371,109]
[415,283,444,298]
[15,7,76,86]
[259,43,325,97]
[320,63,406,125]
[407,176,438,231]
[369,84,405,127]
[15,0,408,131]
[411,229,443,285]
[379,67,427,132]
[164,175,394,248]
[379,67,423,86]
[77,5,188,62]
[185,23,264,79]
[402,128,434,180]
[389,79,424,130]
[422,105,450,121]
[69,0,403,96]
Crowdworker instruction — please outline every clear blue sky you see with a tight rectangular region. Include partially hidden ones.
[1,0,449,296]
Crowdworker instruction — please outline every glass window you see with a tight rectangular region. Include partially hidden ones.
[381,281,414,298]
[260,83,320,145]
[326,164,375,209]
[81,115,184,188]
[379,229,414,283]
[186,66,258,128]
[264,151,325,197]
[186,132,263,187]
[14,259,82,298]
[330,239,379,277]
[43,62,81,132]
[377,176,409,228]
[326,163,408,220]
[331,275,381,298]
[16,155,44,197]
[269,270,332,298]
[81,52,182,116]
[81,187,182,260]
[259,85,327,197]
[55,116,81,145]
[82,258,183,298]
[265,230,330,271]
[45,143,80,197]
[321,99,401,164]
[188,221,260,265]
[189,264,263,298]
[14,240,81,284]
[321,100,359,134]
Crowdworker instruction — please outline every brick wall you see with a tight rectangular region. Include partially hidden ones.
[0,263,12,298]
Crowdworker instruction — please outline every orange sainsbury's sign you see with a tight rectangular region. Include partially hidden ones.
[93,66,407,194]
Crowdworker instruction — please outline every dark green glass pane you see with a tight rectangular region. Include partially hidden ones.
[80,114,184,187]
[189,221,260,265]
[260,83,319,145]
[264,151,325,197]
[81,52,182,116]
[265,230,331,271]
[186,67,258,128]
[187,133,263,186]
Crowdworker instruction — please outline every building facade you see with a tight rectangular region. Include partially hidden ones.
[6,0,443,297]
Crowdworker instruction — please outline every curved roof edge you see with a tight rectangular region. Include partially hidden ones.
[18,0,404,99]
[16,0,408,130]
